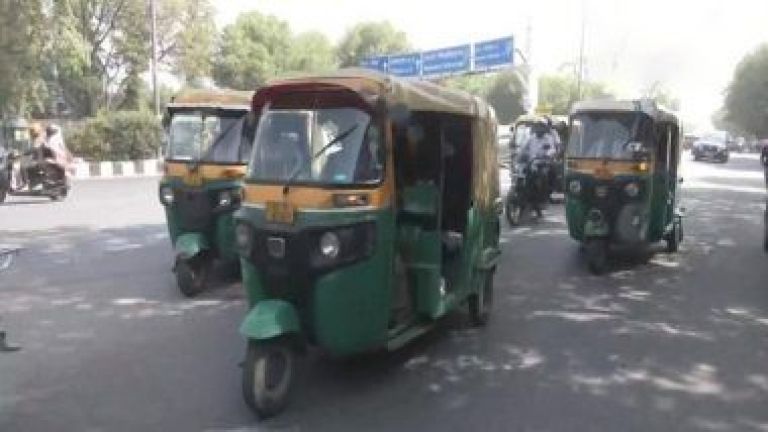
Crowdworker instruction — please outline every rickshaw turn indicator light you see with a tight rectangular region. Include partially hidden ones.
[159,186,174,206]
[333,193,370,208]
[637,162,649,172]
[569,180,582,195]
[319,232,341,259]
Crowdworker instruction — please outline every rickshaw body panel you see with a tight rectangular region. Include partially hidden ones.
[236,202,396,356]
[161,164,247,262]
[565,100,682,250]
[238,69,500,357]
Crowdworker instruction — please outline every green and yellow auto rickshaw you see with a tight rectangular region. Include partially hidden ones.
[233,69,502,417]
[565,99,683,274]
[158,90,254,296]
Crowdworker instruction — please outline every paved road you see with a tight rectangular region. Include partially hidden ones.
[1,154,767,431]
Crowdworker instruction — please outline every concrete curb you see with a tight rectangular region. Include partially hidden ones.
[73,159,162,179]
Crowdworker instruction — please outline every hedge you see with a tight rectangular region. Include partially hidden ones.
[66,110,162,161]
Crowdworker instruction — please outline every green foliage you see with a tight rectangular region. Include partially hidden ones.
[485,73,527,124]
[336,21,411,67]
[158,0,217,84]
[0,0,47,116]
[67,111,162,161]
[213,12,291,89]
[724,44,768,138]
[538,73,614,115]
[444,73,525,123]
[287,32,337,74]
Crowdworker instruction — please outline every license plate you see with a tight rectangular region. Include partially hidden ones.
[265,201,295,224]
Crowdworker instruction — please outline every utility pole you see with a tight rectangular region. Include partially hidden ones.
[150,0,160,116]
[576,0,586,101]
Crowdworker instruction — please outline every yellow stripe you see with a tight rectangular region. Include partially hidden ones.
[243,184,391,209]
[164,162,247,186]
[567,159,650,177]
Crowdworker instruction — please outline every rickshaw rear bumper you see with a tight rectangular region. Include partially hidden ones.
[240,299,301,341]
[174,232,210,260]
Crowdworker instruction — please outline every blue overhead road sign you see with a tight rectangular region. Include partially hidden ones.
[473,37,514,71]
[422,44,471,77]
[388,52,422,78]
[359,56,389,73]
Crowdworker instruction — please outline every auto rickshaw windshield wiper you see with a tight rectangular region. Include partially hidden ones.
[281,124,359,195]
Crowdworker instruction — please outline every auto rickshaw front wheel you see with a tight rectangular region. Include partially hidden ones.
[585,239,608,275]
[175,255,210,297]
[242,339,294,419]
[468,269,494,326]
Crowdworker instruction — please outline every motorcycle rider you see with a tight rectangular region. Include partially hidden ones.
[517,119,558,216]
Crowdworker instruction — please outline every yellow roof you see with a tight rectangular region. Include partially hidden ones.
[262,68,496,121]
[167,89,253,110]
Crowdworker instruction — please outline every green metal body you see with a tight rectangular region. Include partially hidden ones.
[161,176,243,263]
[236,200,500,357]
[565,170,676,245]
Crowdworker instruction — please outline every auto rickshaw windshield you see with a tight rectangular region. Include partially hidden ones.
[247,107,383,186]
[167,111,249,164]
[567,112,648,160]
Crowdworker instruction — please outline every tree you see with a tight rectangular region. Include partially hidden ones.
[485,72,526,124]
[336,21,410,67]
[287,32,336,74]
[538,73,614,115]
[155,0,216,86]
[49,0,151,117]
[0,0,47,116]
[642,81,680,111]
[213,11,291,90]
[724,44,768,138]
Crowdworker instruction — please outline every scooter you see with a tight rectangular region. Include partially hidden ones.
[0,147,70,203]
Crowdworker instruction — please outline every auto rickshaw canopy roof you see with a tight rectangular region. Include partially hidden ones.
[167,89,253,111]
[254,68,496,122]
[570,99,680,125]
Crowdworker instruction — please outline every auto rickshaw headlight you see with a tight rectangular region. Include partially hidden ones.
[568,180,582,195]
[624,182,640,198]
[319,232,341,259]
[159,186,174,206]
[218,190,233,207]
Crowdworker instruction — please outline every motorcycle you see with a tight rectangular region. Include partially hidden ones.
[505,153,554,226]
[0,145,71,203]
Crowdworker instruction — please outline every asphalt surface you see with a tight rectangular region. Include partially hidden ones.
[1,154,767,432]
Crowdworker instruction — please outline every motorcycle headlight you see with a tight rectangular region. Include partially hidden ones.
[568,180,582,195]
[235,223,253,255]
[319,232,340,259]
[159,186,174,206]
[624,182,640,198]
[218,190,232,207]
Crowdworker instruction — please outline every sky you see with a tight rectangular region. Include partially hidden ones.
[216,0,768,131]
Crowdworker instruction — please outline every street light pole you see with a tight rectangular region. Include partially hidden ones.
[576,0,586,101]
[150,0,160,116]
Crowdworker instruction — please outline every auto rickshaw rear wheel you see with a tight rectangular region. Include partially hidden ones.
[242,338,294,419]
[175,255,209,297]
[468,269,494,326]
[585,239,608,275]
